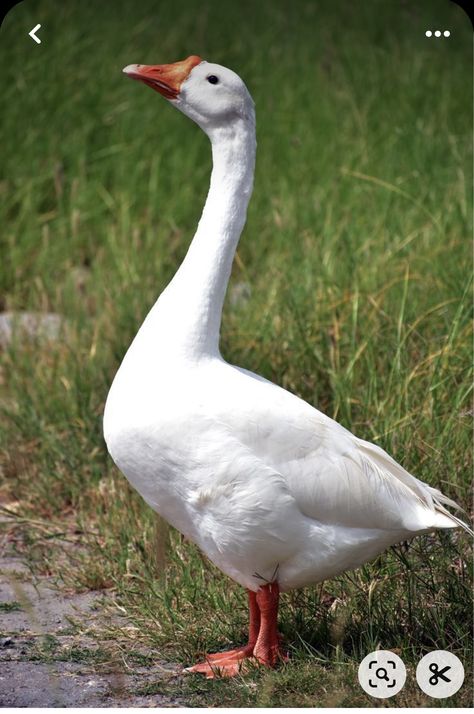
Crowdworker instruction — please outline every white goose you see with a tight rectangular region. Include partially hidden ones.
[104,56,472,678]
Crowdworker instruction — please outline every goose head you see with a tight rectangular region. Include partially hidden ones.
[123,56,255,135]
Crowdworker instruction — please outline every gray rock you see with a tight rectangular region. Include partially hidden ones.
[0,312,64,348]
[229,281,251,308]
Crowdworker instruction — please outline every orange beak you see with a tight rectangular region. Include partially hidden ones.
[123,55,203,99]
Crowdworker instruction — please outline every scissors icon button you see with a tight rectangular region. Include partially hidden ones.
[417,651,464,698]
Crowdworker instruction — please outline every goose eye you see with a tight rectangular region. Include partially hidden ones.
[207,75,219,85]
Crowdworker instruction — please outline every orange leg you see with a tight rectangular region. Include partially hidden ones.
[204,590,260,661]
[185,584,286,678]
[254,581,284,666]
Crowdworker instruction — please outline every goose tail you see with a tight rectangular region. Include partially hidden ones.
[426,486,474,537]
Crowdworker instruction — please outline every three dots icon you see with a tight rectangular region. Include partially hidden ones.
[426,30,450,37]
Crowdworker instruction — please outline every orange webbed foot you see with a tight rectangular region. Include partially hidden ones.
[184,646,255,678]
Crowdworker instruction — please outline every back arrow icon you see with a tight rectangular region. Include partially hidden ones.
[29,24,42,44]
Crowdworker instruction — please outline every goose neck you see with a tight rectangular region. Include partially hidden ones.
[153,119,256,359]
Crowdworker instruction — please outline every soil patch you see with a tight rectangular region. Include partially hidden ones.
[0,549,185,706]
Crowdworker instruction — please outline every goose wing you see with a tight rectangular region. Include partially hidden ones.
[211,362,471,535]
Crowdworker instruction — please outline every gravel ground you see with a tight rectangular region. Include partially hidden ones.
[0,553,185,707]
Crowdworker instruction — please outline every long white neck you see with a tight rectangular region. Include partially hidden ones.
[144,118,256,359]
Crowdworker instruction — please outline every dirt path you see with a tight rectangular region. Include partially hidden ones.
[0,552,186,707]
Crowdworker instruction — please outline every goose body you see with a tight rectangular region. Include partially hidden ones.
[104,56,471,675]
[105,349,463,593]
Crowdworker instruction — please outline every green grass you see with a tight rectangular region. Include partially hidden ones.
[0,600,23,612]
[0,0,472,707]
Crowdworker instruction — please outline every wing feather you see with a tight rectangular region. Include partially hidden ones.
[217,363,472,535]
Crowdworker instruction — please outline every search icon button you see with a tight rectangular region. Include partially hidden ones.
[358,651,406,698]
